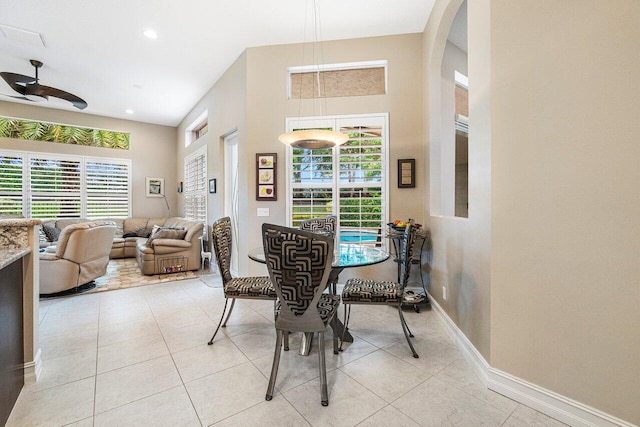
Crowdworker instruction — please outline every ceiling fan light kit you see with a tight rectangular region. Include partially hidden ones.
[1,59,88,110]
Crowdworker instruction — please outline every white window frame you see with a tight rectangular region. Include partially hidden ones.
[183,146,207,224]
[285,113,389,249]
[0,148,131,219]
[185,110,208,147]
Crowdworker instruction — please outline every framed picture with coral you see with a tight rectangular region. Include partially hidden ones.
[256,153,277,201]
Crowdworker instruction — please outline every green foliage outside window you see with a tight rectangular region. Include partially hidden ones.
[0,117,130,150]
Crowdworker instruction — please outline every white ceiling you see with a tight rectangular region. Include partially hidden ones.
[0,0,436,127]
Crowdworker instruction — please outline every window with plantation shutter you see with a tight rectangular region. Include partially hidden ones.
[184,147,207,223]
[86,160,130,218]
[0,154,24,217]
[29,155,82,219]
[0,149,131,219]
[287,114,388,248]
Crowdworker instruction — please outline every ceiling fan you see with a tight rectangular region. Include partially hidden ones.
[1,59,87,110]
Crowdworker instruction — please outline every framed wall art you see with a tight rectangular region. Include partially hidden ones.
[209,179,217,194]
[256,153,277,201]
[146,177,165,197]
[397,159,416,188]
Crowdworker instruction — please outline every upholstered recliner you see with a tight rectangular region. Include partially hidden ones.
[135,218,204,275]
[39,221,117,295]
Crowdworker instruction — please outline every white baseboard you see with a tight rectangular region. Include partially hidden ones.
[23,348,42,384]
[427,293,635,427]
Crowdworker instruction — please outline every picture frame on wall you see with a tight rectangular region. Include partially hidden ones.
[397,159,416,188]
[146,177,165,197]
[209,178,217,194]
[256,153,277,201]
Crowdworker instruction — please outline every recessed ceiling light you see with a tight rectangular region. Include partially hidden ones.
[125,109,134,114]
[143,29,158,39]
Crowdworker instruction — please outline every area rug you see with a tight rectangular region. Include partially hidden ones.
[88,258,217,294]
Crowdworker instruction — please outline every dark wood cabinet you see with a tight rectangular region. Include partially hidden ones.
[0,258,24,426]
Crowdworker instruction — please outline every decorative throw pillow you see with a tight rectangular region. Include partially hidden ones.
[146,227,187,245]
[136,228,152,238]
[42,225,62,242]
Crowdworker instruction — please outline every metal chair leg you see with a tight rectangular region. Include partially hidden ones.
[208,298,229,345]
[331,314,339,355]
[339,304,351,352]
[318,331,328,406]
[400,313,415,338]
[398,305,419,358]
[266,329,283,401]
[221,298,236,327]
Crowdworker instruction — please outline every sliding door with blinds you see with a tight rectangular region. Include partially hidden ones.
[183,147,207,223]
[0,149,131,219]
[287,114,388,248]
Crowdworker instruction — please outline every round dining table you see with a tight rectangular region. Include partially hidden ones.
[248,243,390,355]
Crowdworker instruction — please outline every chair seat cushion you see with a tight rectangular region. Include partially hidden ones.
[342,278,403,303]
[224,276,276,298]
[276,294,340,324]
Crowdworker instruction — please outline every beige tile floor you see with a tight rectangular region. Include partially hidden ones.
[9,276,566,426]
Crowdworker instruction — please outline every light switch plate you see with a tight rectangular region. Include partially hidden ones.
[257,208,270,217]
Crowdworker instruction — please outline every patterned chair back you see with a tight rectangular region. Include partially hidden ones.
[262,224,334,332]
[299,215,337,236]
[399,219,417,287]
[211,217,234,285]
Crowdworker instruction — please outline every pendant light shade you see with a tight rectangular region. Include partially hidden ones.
[279,129,349,149]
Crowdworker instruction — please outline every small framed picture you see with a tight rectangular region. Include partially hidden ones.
[256,153,277,201]
[258,169,274,184]
[397,159,416,188]
[146,177,165,197]
[258,154,275,169]
[209,178,216,194]
[258,185,275,198]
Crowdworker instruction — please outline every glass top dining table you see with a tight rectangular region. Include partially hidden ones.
[248,243,390,355]
[248,243,390,270]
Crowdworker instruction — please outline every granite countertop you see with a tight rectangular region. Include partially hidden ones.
[0,218,42,227]
[0,248,31,270]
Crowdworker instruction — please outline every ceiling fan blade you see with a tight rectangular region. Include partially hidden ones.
[0,71,36,84]
[0,93,36,102]
[31,84,88,110]
[0,72,35,95]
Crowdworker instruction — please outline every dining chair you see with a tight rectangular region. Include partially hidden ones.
[262,223,340,406]
[207,217,276,345]
[299,215,337,236]
[340,219,419,358]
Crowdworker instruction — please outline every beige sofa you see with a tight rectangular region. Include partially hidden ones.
[40,221,117,294]
[41,217,204,275]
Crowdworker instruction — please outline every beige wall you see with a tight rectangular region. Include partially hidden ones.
[176,52,248,236]
[425,0,639,423]
[490,1,640,423]
[243,34,425,279]
[423,0,492,360]
[0,101,177,218]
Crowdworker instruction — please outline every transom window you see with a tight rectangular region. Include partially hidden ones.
[287,114,388,248]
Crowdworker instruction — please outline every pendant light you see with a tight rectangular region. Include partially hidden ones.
[278,0,349,149]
